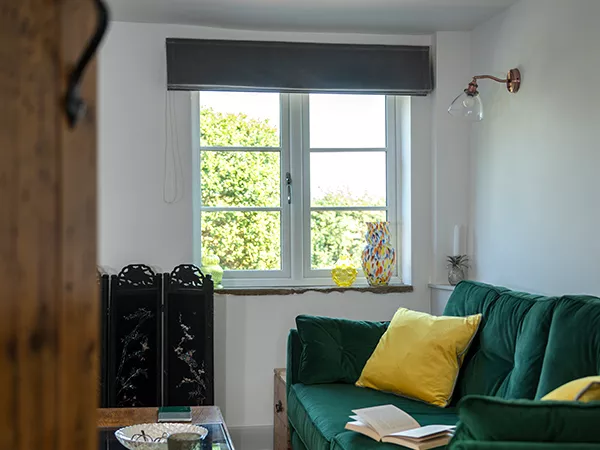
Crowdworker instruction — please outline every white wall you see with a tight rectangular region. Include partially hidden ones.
[98,22,432,272]
[469,0,600,295]
[431,32,472,284]
[214,291,427,428]
[430,286,455,315]
[98,21,470,428]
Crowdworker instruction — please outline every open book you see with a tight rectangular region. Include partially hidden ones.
[345,405,455,450]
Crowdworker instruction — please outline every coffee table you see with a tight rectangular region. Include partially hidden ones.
[98,407,235,450]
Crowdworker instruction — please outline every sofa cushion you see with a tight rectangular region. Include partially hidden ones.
[287,330,302,395]
[331,431,428,450]
[356,307,481,407]
[444,281,557,401]
[451,395,600,444]
[288,383,458,450]
[542,375,600,402]
[296,315,387,385]
[536,295,600,399]
[449,443,600,450]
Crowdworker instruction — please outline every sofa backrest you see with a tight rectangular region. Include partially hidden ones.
[444,281,558,402]
[535,295,600,399]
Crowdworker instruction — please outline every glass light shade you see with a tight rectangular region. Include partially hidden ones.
[448,91,483,121]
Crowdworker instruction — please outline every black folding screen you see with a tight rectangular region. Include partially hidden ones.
[99,271,110,408]
[164,265,214,406]
[99,264,214,408]
[108,265,162,407]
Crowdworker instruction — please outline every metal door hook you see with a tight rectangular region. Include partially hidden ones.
[65,0,110,128]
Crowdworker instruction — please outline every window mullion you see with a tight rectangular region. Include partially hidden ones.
[280,93,292,279]
[310,206,387,212]
[191,92,202,266]
[386,96,399,277]
[300,94,312,280]
[198,146,281,152]
[289,94,305,282]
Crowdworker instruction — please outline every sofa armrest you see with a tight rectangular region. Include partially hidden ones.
[286,329,301,396]
[448,395,600,449]
[450,442,600,450]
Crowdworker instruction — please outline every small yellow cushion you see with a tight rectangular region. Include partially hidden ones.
[542,376,600,402]
[356,308,482,407]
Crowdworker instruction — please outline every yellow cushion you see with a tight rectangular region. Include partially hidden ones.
[542,376,600,402]
[356,308,482,407]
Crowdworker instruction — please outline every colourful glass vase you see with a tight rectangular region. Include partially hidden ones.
[200,254,224,289]
[361,221,396,286]
[331,255,358,287]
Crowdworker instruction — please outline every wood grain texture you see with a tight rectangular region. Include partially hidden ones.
[97,407,224,428]
[217,284,414,296]
[0,1,98,450]
[275,368,286,383]
[273,369,291,450]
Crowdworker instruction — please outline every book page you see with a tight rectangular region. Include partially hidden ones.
[344,421,381,441]
[352,405,420,437]
[382,434,451,450]
[390,425,455,440]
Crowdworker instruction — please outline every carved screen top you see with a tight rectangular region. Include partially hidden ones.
[118,264,156,287]
[170,264,205,288]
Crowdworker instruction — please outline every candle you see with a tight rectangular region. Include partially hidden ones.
[453,225,460,256]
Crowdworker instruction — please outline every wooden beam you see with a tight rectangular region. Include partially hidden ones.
[0,1,98,449]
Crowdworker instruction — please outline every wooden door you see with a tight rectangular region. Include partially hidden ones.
[0,1,100,449]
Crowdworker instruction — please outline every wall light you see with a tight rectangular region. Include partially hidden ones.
[448,68,521,121]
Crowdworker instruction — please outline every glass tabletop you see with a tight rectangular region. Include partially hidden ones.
[99,423,232,450]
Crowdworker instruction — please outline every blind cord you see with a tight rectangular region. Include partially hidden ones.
[163,91,184,204]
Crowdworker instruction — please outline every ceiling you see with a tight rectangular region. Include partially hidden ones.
[106,0,518,34]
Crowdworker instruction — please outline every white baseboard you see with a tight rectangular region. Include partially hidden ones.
[228,425,273,450]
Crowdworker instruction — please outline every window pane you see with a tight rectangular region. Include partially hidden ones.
[201,211,280,270]
[311,152,386,207]
[311,210,387,269]
[200,92,280,147]
[309,94,386,148]
[201,151,280,207]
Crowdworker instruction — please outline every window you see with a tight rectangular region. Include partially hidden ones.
[197,92,286,276]
[194,91,403,287]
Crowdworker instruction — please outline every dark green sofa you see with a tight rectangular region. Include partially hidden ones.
[286,281,600,450]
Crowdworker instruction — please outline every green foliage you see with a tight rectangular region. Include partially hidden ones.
[201,151,280,208]
[200,107,280,148]
[446,255,470,269]
[311,191,385,269]
[199,106,386,272]
[200,107,281,270]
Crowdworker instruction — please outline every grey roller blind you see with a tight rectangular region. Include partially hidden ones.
[166,38,433,95]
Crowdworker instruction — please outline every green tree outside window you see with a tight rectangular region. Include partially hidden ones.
[200,107,386,271]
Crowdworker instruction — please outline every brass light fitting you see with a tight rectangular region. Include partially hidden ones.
[448,68,521,121]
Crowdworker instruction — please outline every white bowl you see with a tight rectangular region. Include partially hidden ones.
[115,423,208,450]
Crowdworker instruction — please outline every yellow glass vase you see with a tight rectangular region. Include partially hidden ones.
[331,255,358,287]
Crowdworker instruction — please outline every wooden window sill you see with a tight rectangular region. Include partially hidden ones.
[214,285,413,296]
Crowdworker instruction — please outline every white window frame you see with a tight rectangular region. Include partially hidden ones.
[192,92,405,287]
